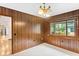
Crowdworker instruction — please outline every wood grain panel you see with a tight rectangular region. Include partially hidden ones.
[0,6,45,54]
[44,9,79,54]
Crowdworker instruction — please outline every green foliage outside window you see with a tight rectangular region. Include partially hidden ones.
[50,20,75,36]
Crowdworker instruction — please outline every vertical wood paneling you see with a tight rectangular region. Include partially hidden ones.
[0,6,44,54]
[44,9,79,54]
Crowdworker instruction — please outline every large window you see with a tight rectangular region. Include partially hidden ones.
[67,20,75,36]
[50,20,75,36]
[55,22,66,35]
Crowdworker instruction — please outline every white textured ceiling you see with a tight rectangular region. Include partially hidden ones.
[0,3,79,18]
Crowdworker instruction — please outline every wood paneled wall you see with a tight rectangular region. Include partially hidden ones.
[0,6,45,54]
[44,9,79,53]
[1,5,79,54]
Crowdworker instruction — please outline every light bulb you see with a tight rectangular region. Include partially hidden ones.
[38,9,43,15]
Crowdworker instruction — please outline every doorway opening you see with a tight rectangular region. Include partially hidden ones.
[0,16,12,56]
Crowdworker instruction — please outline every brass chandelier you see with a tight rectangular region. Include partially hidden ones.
[39,3,51,17]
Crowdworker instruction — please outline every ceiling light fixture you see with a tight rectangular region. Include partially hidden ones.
[39,3,51,17]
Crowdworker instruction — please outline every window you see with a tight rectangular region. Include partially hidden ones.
[50,20,75,36]
[55,22,66,35]
[50,23,55,34]
[50,22,66,36]
[67,20,75,36]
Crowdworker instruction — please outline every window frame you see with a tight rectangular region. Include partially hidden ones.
[50,19,76,36]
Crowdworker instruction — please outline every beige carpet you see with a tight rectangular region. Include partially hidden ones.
[12,43,79,56]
